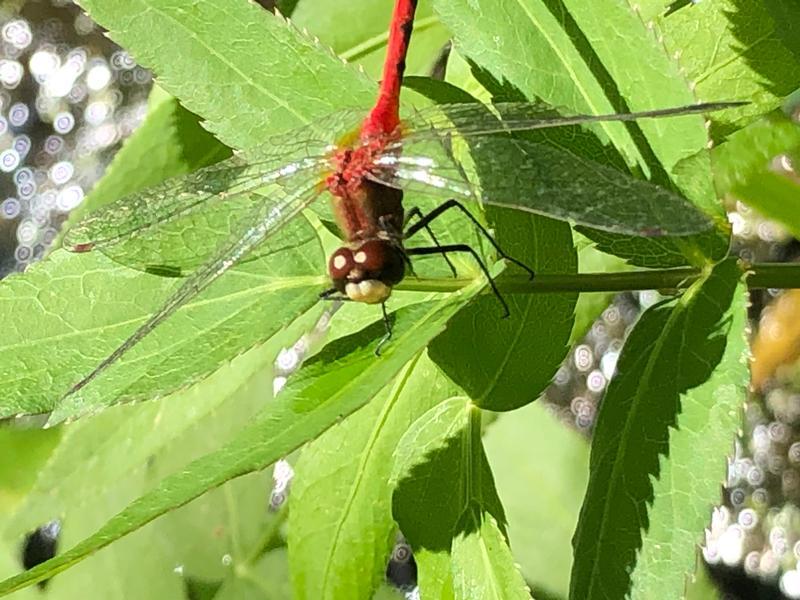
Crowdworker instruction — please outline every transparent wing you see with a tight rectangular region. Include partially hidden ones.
[65,178,323,398]
[366,102,736,236]
[63,108,364,274]
[397,100,745,140]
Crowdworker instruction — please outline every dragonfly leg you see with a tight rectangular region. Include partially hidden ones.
[404,199,535,280]
[321,287,393,356]
[319,287,352,302]
[406,244,511,319]
[374,302,393,357]
[403,207,458,277]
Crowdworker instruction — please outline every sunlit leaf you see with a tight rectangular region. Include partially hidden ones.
[288,353,454,599]
[0,292,483,595]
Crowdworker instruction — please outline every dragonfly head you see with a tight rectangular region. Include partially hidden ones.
[329,239,405,304]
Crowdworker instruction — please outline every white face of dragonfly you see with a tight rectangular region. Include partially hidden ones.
[344,279,392,304]
[328,239,405,304]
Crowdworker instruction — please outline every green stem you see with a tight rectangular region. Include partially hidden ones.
[396,262,800,295]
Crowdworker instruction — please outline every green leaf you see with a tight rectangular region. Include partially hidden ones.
[0,427,61,516]
[631,285,748,598]
[570,258,741,600]
[391,398,510,599]
[638,0,800,137]
[730,169,800,241]
[0,288,484,595]
[451,504,531,600]
[434,0,730,267]
[430,210,576,412]
[64,85,231,228]
[713,112,800,239]
[714,112,800,195]
[684,559,723,600]
[435,0,721,206]
[0,310,311,597]
[288,353,454,600]
[3,0,384,419]
[75,0,375,148]
[0,218,323,421]
[484,402,589,598]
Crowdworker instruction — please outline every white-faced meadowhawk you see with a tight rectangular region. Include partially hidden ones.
[62,0,743,396]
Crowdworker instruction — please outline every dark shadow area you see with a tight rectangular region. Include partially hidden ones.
[386,538,417,590]
[726,0,800,97]
[183,576,222,600]
[21,522,59,589]
[392,426,506,553]
[664,0,695,17]
[707,561,789,600]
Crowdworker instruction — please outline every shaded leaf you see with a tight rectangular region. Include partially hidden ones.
[638,0,800,137]
[484,402,589,598]
[631,284,748,598]
[391,398,508,598]
[570,258,741,600]
[429,210,576,412]
[763,0,800,64]
[580,228,729,269]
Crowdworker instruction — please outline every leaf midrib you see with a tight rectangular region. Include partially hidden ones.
[0,275,325,353]
[582,279,704,598]
[318,352,424,596]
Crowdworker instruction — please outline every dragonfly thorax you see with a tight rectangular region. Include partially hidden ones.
[326,135,395,199]
[328,239,405,304]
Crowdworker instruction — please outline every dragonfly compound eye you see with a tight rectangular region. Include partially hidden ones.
[354,240,405,287]
[329,247,355,281]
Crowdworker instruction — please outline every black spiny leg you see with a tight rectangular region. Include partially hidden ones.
[321,288,393,356]
[405,199,535,280]
[404,207,458,278]
[406,244,511,318]
[375,302,393,356]
[320,287,341,300]
[319,288,352,302]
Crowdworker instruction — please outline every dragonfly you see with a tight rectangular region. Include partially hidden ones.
[63,0,743,396]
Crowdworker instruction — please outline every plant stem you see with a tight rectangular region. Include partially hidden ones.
[396,262,800,295]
